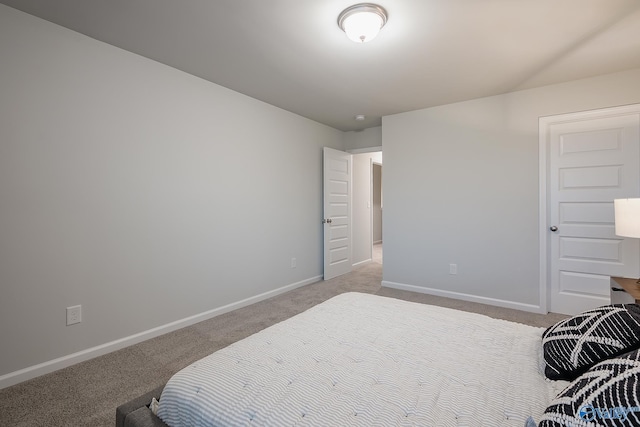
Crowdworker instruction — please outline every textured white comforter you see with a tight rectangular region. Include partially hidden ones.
[157,293,567,426]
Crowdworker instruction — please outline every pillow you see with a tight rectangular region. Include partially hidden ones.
[538,348,640,426]
[541,304,640,380]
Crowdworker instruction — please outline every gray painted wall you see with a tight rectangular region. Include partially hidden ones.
[383,68,640,310]
[0,5,343,380]
[344,126,382,152]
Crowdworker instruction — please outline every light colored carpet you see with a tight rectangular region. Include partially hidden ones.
[0,260,565,427]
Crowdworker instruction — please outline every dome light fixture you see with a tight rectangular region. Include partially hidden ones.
[338,3,388,43]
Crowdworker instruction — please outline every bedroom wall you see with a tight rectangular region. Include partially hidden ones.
[343,126,382,151]
[382,67,640,311]
[0,5,343,386]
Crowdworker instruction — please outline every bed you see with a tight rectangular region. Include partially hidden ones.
[116,292,640,427]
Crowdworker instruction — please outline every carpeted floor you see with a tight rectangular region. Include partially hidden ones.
[0,256,565,427]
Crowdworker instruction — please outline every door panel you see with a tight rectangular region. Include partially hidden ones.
[560,165,621,189]
[323,147,352,280]
[547,109,640,314]
[559,271,610,298]
[560,202,612,225]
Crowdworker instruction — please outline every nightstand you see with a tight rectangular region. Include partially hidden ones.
[610,276,640,304]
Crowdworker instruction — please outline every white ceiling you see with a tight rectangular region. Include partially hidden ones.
[2,0,640,131]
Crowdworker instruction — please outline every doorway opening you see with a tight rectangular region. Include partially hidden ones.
[339,149,381,271]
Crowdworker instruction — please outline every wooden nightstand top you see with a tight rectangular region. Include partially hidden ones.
[611,276,640,301]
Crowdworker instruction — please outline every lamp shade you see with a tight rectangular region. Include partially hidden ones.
[614,198,640,238]
[338,4,388,43]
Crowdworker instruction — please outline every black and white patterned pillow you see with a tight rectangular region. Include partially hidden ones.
[538,348,640,426]
[542,304,640,380]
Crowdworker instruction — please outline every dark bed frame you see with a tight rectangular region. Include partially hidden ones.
[115,385,168,427]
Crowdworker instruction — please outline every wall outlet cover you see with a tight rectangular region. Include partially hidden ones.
[66,305,82,326]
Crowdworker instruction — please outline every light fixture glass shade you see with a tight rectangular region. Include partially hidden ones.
[614,198,640,238]
[338,4,387,43]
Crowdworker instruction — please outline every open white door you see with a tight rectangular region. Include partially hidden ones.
[323,147,352,280]
[542,105,640,315]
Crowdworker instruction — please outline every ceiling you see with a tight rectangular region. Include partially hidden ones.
[2,0,640,132]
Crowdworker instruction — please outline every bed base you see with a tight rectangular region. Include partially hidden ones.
[115,385,168,427]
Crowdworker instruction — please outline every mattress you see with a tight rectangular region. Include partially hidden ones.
[157,292,567,426]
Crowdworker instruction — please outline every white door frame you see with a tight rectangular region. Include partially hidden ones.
[539,103,640,314]
[370,158,375,260]
[371,160,383,252]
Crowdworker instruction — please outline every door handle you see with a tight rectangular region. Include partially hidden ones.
[550,226,558,232]
[323,219,332,224]
[612,287,628,293]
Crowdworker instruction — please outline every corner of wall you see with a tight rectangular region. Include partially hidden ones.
[343,126,382,152]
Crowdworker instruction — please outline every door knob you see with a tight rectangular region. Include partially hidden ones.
[550,226,558,232]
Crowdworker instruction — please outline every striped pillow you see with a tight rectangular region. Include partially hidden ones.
[538,348,640,426]
[541,304,640,380]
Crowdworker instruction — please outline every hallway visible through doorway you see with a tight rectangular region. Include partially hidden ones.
[373,242,383,264]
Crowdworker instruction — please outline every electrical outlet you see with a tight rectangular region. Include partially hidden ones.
[66,305,82,326]
[291,258,297,269]
[449,264,457,275]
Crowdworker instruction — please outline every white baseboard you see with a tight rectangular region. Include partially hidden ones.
[381,280,545,314]
[352,258,372,267]
[0,275,322,390]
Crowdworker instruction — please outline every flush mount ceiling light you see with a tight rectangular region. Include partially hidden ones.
[338,3,388,43]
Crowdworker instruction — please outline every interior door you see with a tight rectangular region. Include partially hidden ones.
[546,108,640,315]
[323,147,352,280]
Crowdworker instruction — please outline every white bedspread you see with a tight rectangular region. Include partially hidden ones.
[157,293,567,426]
